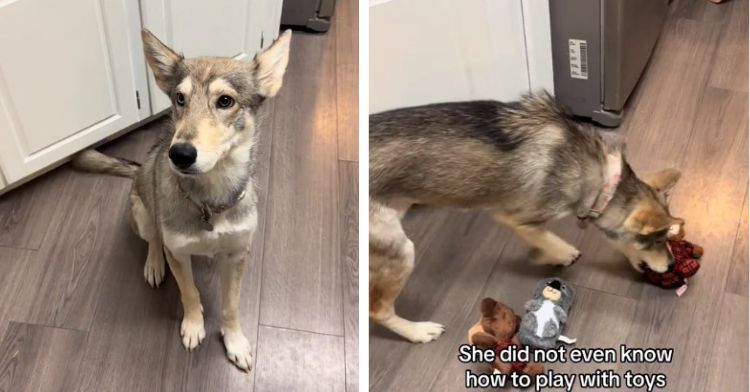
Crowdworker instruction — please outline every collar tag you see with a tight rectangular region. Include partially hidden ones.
[177,183,246,231]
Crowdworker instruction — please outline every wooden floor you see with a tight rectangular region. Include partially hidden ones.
[369,1,748,391]
[0,0,358,390]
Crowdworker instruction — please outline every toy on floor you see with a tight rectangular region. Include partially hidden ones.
[642,236,703,296]
[518,278,576,350]
[468,298,544,377]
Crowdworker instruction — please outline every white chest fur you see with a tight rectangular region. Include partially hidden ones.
[163,207,258,256]
[534,300,558,336]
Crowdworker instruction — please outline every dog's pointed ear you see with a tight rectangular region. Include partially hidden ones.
[141,29,183,94]
[642,168,681,194]
[251,30,292,98]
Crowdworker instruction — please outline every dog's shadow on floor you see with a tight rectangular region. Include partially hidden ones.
[499,253,575,280]
[369,321,404,341]
[585,255,641,280]
[498,249,641,286]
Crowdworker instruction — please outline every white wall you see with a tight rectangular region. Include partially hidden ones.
[369,0,553,113]
[522,0,554,92]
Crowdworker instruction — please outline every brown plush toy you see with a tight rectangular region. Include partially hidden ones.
[468,298,544,377]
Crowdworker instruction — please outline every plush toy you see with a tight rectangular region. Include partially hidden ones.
[518,278,576,350]
[642,238,703,296]
[468,298,544,377]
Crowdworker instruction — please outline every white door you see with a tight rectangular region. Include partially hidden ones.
[0,0,149,183]
[369,0,533,113]
[140,0,283,113]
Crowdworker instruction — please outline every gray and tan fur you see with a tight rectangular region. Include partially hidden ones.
[72,29,292,371]
[369,93,683,343]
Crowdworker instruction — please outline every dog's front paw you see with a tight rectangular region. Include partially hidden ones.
[401,321,445,343]
[144,257,166,288]
[531,246,581,267]
[180,313,205,351]
[222,329,253,371]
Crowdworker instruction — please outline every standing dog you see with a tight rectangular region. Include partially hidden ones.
[72,29,291,370]
[369,93,684,343]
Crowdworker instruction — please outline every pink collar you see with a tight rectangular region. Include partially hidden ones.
[581,152,622,220]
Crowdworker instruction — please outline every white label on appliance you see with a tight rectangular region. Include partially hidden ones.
[568,39,589,80]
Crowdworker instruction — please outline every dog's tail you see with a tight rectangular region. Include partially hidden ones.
[71,149,140,178]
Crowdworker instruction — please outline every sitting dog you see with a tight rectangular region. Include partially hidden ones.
[369,93,684,343]
[73,29,291,370]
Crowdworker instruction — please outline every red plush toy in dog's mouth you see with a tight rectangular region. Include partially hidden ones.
[642,238,704,296]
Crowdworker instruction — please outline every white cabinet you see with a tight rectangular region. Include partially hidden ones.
[0,0,149,183]
[141,0,284,112]
[0,0,282,192]
[369,0,553,113]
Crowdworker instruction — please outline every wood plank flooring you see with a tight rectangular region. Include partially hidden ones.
[0,0,357,389]
[369,1,748,391]
[339,161,359,392]
[0,322,87,392]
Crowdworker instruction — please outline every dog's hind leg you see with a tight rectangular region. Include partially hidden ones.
[130,190,166,287]
[494,213,581,266]
[217,250,253,371]
[164,249,205,351]
[370,200,445,343]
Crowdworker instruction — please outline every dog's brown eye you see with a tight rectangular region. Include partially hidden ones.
[175,92,185,106]
[217,95,234,109]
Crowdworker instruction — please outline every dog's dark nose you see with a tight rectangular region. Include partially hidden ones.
[169,143,197,169]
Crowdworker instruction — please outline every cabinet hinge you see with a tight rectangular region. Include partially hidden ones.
[260,33,264,49]
[136,90,141,110]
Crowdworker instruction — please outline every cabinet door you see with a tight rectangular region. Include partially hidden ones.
[0,0,149,183]
[141,0,283,113]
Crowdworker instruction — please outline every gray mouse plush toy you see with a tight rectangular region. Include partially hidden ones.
[518,278,576,349]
